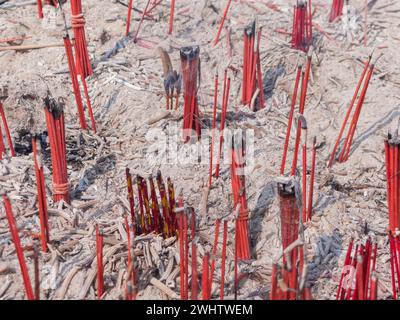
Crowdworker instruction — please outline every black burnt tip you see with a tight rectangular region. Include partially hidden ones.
[277,181,296,197]
[180,46,200,61]
[43,95,64,120]
[245,20,256,37]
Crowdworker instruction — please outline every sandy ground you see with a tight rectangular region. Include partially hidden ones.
[0,0,399,300]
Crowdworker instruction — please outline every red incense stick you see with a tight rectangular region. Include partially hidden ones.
[209,219,221,296]
[220,220,227,300]
[32,137,50,252]
[209,73,219,187]
[3,195,35,300]
[281,65,302,175]
[328,56,371,167]
[70,0,92,78]
[307,137,316,221]
[0,102,15,157]
[133,0,152,43]
[213,0,232,47]
[201,253,210,300]
[96,225,104,300]
[169,0,175,34]
[126,0,133,36]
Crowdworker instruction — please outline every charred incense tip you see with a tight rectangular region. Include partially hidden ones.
[277,178,296,196]
[312,136,317,146]
[307,46,314,59]
[244,20,256,36]
[44,96,65,120]
[180,46,200,61]
[298,115,307,130]
[371,53,383,67]
[368,47,375,60]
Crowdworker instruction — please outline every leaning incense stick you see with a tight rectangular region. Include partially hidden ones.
[280,65,302,175]
[213,0,232,47]
[3,196,35,300]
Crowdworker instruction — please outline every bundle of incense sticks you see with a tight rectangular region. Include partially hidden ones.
[291,0,312,52]
[278,181,299,251]
[329,0,345,23]
[336,238,378,300]
[279,51,312,177]
[125,0,134,36]
[125,169,177,237]
[328,53,376,167]
[180,46,201,143]
[63,35,96,132]
[384,133,400,234]
[230,138,250,260]
[32,136,50,253]
[37,0,43,19]
[388,232,400,299]
[213,0,233,47]
[43,96,70,203]
[37,0,62,19]
[201,252,210,300]
[3,196,35,300]
[70,0,92,78]
[0,102,15,159]
[96,225,104,300]
[241,21,265,110]
[270,239,311,300]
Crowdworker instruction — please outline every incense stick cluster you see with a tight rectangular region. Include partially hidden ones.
[125,169,177,238]
[63,35,96,132]
[291,0,313,51]
[383,133,400,299]
[384,133,400,233]
[328,53,376,167]
[181,46,201,143]
[336,238,378,300]
[388,232,400,299]
[37,0,61,19]
[70,0,92,78]
[231,139,250,260]
[329,0,345,23]
[241,21,265,111]
[43,96,70,203]
[0,102,15,159]
[176,204,229,300]
[270,238,311,300]
[280,52,315,222]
